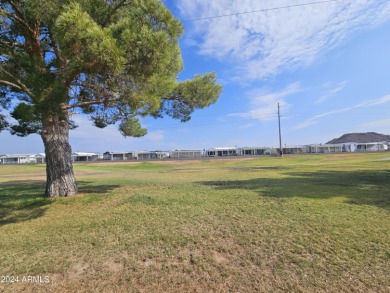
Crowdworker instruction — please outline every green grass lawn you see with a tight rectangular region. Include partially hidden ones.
[0,153,389,292]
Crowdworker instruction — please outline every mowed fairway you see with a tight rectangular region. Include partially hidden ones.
[0,154,389,292]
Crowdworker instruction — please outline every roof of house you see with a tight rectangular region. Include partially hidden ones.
[207,147,238,151]
[137,150,169,154]
[0,154,36,158]
[72,152,98,156]
[239,146,272,149]
[171,149,203,152]
[103,151,132,155]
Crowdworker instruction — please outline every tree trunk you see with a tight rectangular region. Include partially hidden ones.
[41,114,77,197]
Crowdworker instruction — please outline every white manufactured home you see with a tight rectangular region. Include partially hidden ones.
[0,154,37,164]
[35,153,46,163]
[103,151,135,160]
[137,151,169,160]
[206,147,238,157]
[281,145,310,155]
[355,142,388,152]
[169,150,204,159]
[340,142,389,152]
[238,147,271,156]
[308,144,343,153]
[72,152,98,162]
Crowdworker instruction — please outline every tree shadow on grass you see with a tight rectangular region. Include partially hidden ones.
[76,180,120,195]
[0,180,120,226]
[0,180,49,226]
[197,169,390,210]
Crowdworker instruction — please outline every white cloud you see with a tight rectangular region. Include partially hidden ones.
[178,0,390,80]
[357,118,390,134]
[357,95,390,107]
[360,119,390,128]
[316,81,348,103]
[146,130,165,142]
[238,123,254,129]
[295,120,318,129]
[295,94,390,129]
[230,82,301,121]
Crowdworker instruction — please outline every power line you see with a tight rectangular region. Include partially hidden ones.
[182,0,338,22]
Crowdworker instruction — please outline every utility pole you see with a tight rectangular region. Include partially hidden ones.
[278,103,283,157]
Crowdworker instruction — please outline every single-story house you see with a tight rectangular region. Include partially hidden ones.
[72,152,99,162]
[238,147,270,156]
[206,147,238,157]
[339,142,389,152]
[137,151,169,160]
[0,154,37,164]
[308,144,343,153]
[35,153,46,163]
[354,142,389,152]
[103,151,135,160]
[277,145,310,155]
[169,150,204,159]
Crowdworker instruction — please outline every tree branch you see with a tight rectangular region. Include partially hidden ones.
[46,26,64,68]
[65,97,123,110]
[162,95,181,101]
[0,7,34,35]
[0,67,35,98]
[71,81,105,90]
[111,0,129,14]
[0,40,25,49]
[1,3,43,61]
[7,0,34,35]
[102,0,130,26]
[0,79,23,91]
[8,0,24,17]
[0,30,11,36]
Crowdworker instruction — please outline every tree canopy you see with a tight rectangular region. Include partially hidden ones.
[0,0,221,137]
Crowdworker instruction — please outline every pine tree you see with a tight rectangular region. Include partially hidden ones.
[0,0,222,197]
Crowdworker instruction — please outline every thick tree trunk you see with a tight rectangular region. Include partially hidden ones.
[41,115,77,197]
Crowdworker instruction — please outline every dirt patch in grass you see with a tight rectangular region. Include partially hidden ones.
[213,251,229,264]
[67,260,90,282]
[103,258,125,273]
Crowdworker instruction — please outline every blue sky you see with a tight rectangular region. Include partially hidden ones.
[1,0,390,154]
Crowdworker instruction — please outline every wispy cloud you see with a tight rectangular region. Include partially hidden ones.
[230,82,301,121]
[295,94,390,129]
[360,118,390,128]
[357,95,390,108]
[146,130,165,142]
[178,0,390,81]
[238,123,254,129]
[316,81,348,103]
